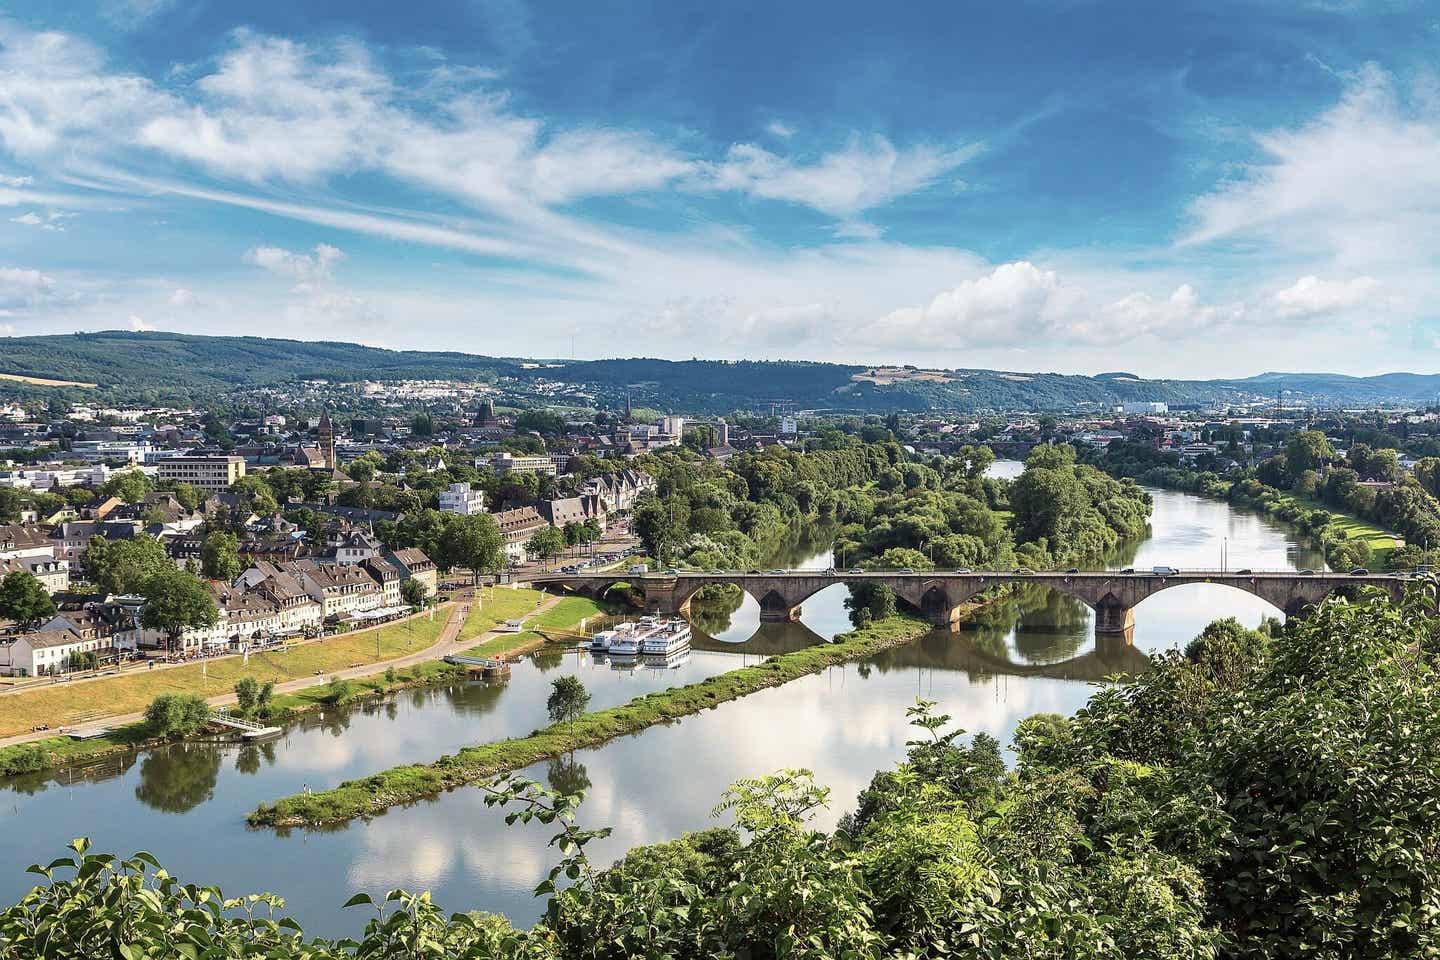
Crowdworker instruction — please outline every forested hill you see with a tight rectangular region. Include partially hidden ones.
[0,330,1437,412]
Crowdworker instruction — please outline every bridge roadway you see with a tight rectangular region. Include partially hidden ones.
[528,568,1413,638]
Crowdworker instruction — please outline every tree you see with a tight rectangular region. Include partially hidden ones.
[634,496,687,564]
[0,570,55,628]
[143,692,211,738]
[547,675,591,731]
[1285,429,1336,478]
[139,567,219,654]
[0,487,23,523]
[234,676,260,715]
[100,470,152,505]
[200,530,242,582]
[439,512,505,586]
[88,534,170,594]
[400,577,429,607]
[527,525,566,561]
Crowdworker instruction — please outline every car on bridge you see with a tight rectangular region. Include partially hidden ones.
[1151,566,1179,576]
[1350,567,1369,575]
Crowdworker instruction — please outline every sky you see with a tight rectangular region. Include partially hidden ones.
[0,0,1436,378]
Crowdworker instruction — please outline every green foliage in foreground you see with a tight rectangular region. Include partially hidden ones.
[8,589,1440,959]
[249,615,931,828]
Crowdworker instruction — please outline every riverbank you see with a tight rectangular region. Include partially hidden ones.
[0,590,594,777]
[248,614,933,829]
[1098,464,1402,569]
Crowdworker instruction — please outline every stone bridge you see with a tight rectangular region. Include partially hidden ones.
[528,569,1413,639]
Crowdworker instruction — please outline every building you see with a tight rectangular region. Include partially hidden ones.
[318,411,337,470]
[69,440,155,464]
[387,548,438,596]
[492,506,548,562]
[483,452,558,476]
[0,556,69,594]
[716,419,730,447]
[0,628,108,676]
[332,529,382,565]
[157,455,246,492]
[661,416,686,438]
[438,482,488,515]
[780,416,798,436]
[1121,401,1169,415]
[364,556,403,607]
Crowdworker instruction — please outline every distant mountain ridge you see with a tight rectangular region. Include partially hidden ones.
[0,330,1434,412]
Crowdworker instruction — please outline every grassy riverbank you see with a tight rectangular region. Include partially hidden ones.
[249,614,932,829]
[0,589,578,777]
[0,607,457,739]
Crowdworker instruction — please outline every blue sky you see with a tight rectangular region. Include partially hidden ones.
[0,0,1436,376]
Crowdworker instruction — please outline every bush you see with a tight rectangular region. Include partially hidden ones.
[234,676,260,715]
[143,693,210,739]
[0,743,48,777]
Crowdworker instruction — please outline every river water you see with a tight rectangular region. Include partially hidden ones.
[0,466,1326,936]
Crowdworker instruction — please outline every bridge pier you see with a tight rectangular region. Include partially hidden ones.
[759,598,803,622]
[1093,599,1135,636]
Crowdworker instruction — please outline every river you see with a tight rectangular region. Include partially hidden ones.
[0,466,1326,936]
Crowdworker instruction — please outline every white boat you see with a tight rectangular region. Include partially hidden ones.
[640,618,692,656]
[588,628,618,653]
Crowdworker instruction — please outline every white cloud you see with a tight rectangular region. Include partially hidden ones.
[0,173,32,187]
[700,135,981,218]
[766,120,795,139]
[168,286,196,308]
[245,242,345,284]
[0,266,57,312]
[1271,275,1379,319]
[8,209,72,231]
[1184,64,1440,269]
[865,262,1251,350]
[99,0,177,30]
[128,314,155,331]
[244,242,380,331]
[0,323,15,335]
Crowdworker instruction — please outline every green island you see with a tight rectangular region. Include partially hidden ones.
[248,614,933,828]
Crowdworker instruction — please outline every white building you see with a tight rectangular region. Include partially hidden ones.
[483,452,558,476]
[1121,401,1169,415]
[438,481,488,515]
[69,440,156,464]
[661,416,686,438]
[780,416,799,436]
[1,628,107,676]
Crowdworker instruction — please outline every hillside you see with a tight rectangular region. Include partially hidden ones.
[0,331,1435,412]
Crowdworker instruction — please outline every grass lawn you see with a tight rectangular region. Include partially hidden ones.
[1287,493,1401,566]
[455,588,547,643]
[457,593,607,659]
[0,609,452,738]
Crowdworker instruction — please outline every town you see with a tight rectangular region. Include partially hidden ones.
[3,383,1437,678]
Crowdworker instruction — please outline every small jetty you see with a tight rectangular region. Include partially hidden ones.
[444,655,513,680]
[209,709,282,740]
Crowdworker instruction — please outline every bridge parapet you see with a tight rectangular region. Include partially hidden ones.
[528,569,1415,638]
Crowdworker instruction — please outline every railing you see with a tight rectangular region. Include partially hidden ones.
[210,709,267,732]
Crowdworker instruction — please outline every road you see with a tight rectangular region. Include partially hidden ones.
[0,592,565,750]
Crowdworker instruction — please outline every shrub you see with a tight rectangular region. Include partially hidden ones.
[143,693,210,739]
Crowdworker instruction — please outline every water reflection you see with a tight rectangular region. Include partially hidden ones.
[135,743,222,814]
[0,466,1341,939]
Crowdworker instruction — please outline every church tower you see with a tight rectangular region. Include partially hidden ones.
[318,411,336,470]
